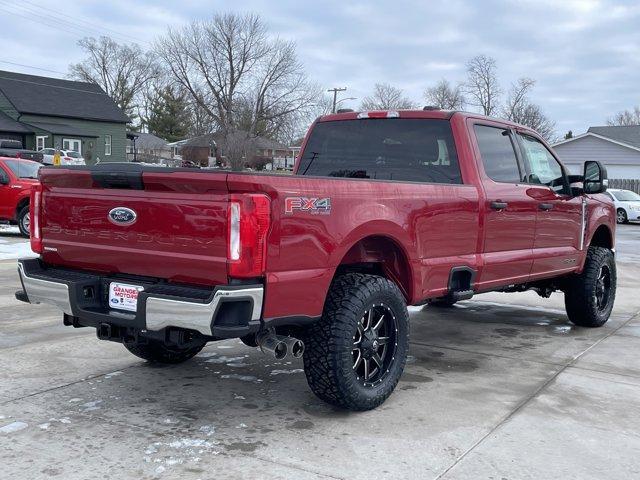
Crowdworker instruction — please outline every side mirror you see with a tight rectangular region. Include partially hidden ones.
[583,160,607,194]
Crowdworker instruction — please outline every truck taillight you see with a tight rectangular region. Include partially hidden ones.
[227,194,271,278]
[30,184,43,254]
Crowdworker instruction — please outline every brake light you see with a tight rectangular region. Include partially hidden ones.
[30,184,43,254]
[357,111,400,119]
[227,194,271,278]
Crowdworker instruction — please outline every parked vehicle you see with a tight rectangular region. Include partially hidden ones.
[0,157,41,236]
[0,139,43,163]
[16,110,617,410]
[605,188,640,223]
[39,148,85,166]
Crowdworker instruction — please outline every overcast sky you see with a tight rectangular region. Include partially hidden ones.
[1,0,638,136]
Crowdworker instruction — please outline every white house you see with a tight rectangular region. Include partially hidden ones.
[552,126,640,180]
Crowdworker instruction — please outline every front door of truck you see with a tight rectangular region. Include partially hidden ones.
[0,164,13,219]
[515,132,583,279]
[472,123,537,290]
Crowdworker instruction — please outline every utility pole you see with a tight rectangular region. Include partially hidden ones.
[328,87,347,113]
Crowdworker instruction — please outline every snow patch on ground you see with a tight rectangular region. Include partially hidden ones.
[104,371,123,379]
[270,369,304,375]
[0,241,35,260]
[38,422,51,430]
[80,400,102,412]
[145,428,220,476]
[220,374,262,383]
[205,355,246,364]
[0,421,28,434]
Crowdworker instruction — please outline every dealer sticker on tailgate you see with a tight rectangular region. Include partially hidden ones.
[109,282,144,312]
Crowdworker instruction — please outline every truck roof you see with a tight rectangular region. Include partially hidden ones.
[317,109,532,132]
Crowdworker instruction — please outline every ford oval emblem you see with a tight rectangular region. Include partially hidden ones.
[108,207,137,226]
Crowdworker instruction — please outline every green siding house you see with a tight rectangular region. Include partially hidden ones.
[0,70,130,164]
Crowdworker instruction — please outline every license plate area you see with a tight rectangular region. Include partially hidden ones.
[108,282,144,312]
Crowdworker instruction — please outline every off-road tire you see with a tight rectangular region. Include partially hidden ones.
[124,339,205,364]
[17,205,30,238]
[302,273,409,411]
[617,209,628,224]
[565,246,616,327]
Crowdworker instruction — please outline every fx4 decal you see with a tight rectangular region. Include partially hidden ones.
[285,197,332,215]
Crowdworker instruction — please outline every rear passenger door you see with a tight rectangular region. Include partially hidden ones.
[515,132,583,279]
[472,123,538,290]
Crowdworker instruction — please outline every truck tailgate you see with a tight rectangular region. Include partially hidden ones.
[38,167,229,286]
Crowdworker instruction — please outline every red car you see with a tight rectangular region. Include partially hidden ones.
[0,157,40,237]
[16,110,616,410]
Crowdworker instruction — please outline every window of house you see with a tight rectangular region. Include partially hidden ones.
[105,135,112,156]
[297,119,462,184]
[36,135,47,150]
[474,125,522,184]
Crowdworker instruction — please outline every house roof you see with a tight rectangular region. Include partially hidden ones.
[552,126,640,154]
[587,125,640,149]
[0,70,130,123]
[0,111,32,133]
[130,132,168,150]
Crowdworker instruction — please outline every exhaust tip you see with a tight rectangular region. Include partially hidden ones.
[273,341,287,360]
[282,336,305,358]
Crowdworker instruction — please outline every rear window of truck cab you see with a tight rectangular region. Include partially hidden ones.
[297,118,462,184]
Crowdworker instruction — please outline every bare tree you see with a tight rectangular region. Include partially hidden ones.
[155,13,320,148]
[503,78,555,140]
[607,106,640,126]
[69,36,159,118]
[424,79,465,110]
[465,55,501,116]
[360,83,415,110]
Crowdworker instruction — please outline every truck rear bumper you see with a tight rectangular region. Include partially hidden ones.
[16,258,263,339]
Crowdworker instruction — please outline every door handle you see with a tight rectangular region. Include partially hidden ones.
[490,201,508,211]
[539,203,554,211]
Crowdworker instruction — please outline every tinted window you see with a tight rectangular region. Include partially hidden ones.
[297,119,462,184]
[518,134,566,193]
[4,160,41,179]
[474,125,522,183]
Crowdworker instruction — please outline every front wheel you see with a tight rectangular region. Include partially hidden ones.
[565,246,616,327]
[17,205,30,238]
[617,209,628,224]
[303,273,409,411]
[124,339,205,364]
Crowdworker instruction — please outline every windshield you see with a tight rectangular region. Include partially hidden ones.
[4,159,41,179]
[612,190,640,201]
[297,119,462,184]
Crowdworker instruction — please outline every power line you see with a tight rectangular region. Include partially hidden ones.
[21,0,151,46]
[0,60,66,77]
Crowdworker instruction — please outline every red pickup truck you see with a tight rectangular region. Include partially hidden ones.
[0,157,41,237]
[16,110,616,411]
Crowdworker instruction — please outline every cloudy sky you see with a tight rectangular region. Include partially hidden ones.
[1,0,638,136]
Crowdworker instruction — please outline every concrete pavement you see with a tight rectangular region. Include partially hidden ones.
[1,225,639,479]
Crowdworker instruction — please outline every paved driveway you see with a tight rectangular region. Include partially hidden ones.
[1,225,639,479]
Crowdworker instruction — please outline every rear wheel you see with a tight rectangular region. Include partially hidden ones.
[565,246,616,327]
[617,209,628,224]
[302,273,409,411]
[124,339,205,364]
[17,205,30,238]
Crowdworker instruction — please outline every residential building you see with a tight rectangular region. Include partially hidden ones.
[553,126,640,180]
[0,70,130,164]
